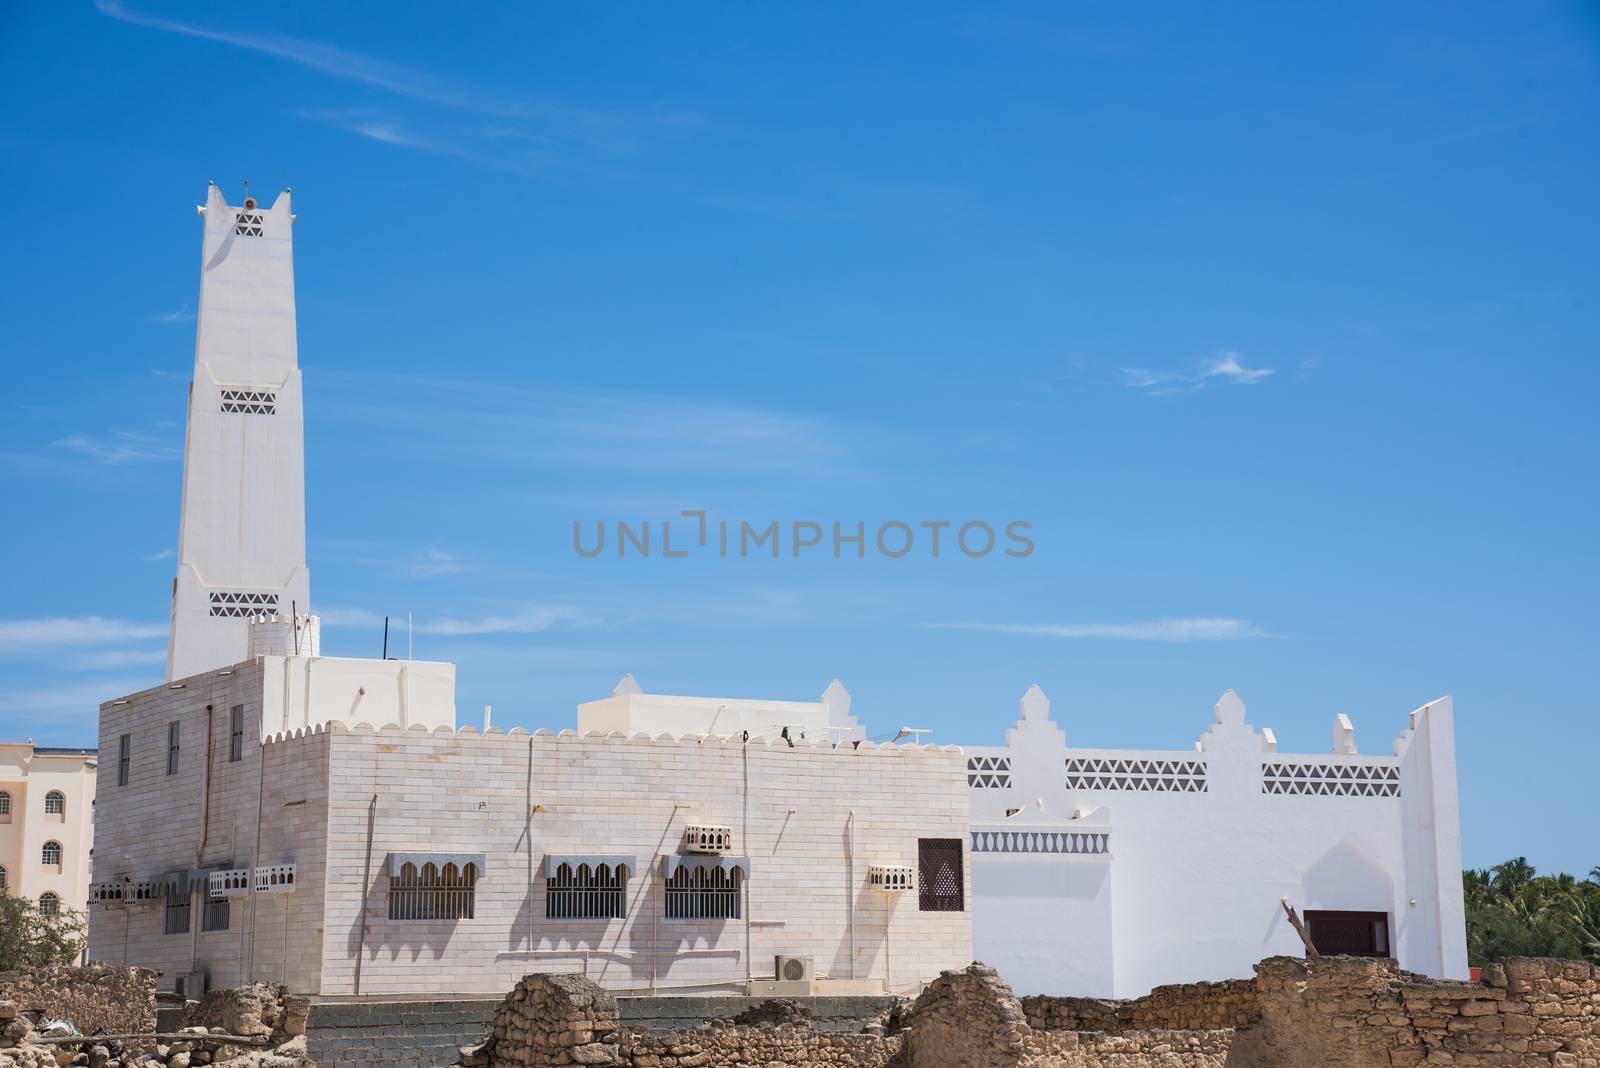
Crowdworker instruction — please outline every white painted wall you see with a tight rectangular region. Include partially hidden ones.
[967,687,1469,996]
[168,185,309,681]
[256,654,457,737]
[970,800,1115,996]
[577,675,861,741]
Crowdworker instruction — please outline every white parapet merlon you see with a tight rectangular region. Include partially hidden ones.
[167,184,310,681]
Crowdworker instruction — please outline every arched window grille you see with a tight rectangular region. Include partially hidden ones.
[546,862,628,920]
[0,791,11,816]
[38,892,60,918]
[388,859,478,920]
[664,865,742,920]
[42,840,63,867]
[45,790,65,815]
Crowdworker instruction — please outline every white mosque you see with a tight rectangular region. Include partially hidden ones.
[85,184,1468,1000]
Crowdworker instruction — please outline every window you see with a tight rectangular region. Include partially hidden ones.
[118,733,131,786]
[42,840,63,867]
[388,861,478,920]
[546,863,627,920]
[234,210,264,237]
[210,591,279,618]
[218,389,276,415]
[918,837,964,912]
[45,790,65,815]
[167,721,181,775]
[664,866,742,920]
[202,890,230,933]
[0,865,7,890]
[164,894,191,935]
[0,790,10,816]
[1305,910,1391,958]
[38,893,60,918]
[229,705,244,762]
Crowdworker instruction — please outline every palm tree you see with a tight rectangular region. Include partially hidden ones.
[1491,857,1536,902]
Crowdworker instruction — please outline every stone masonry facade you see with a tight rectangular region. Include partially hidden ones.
[91,664,972,999]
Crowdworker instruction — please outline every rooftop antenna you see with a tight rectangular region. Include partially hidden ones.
[382,616,390,660]
[891,726,931,744]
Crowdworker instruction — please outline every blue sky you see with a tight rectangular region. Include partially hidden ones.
[1,2,1596,875]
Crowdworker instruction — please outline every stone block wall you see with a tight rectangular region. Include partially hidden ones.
[1021,978,1258,1033]
[304,1000,496,1068]
[0,964,156,1034]
[617,994,896,1034]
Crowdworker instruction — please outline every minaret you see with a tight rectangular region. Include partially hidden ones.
[166,184,311,680]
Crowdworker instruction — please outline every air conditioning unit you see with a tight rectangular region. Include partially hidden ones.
[682,825,733,854]
[179,971,208,998]
[253,863,297,894]
[775,954,815,983]
[868,865,915,893]
[208,869,252,898]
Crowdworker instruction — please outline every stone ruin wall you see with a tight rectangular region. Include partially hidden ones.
[467,955,1598,1068]
[0,971,309,1068]
[1227,955,1599,1068]
[0,965,157,1038]
[1021,979,1259,1034]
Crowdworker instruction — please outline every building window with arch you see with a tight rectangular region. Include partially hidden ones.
[38,892,60,918]
[45,790,65,816]
[0,790,11,819]
[42,840,63,869]
[387,858,479,920]
[663,865,743,921]
[545,861,629,920]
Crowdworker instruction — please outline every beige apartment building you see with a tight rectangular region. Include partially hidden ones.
[0,742,97,917]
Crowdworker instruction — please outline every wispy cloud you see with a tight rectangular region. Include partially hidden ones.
[71,648,168,671]
[928,618,1264,641]
[150,306,193,324]
[0,678,154,721]
[1120,350,1275,394]
[53,429,181,464]
[318,604,588,637]
[144,548,175,561]
[407,549,471,579]
[320,373,844,476]
[96,0,705,166]
[0,616,168,647]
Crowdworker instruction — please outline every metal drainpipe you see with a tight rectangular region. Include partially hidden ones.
[192,702,216,975]
[742,739,751,991]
